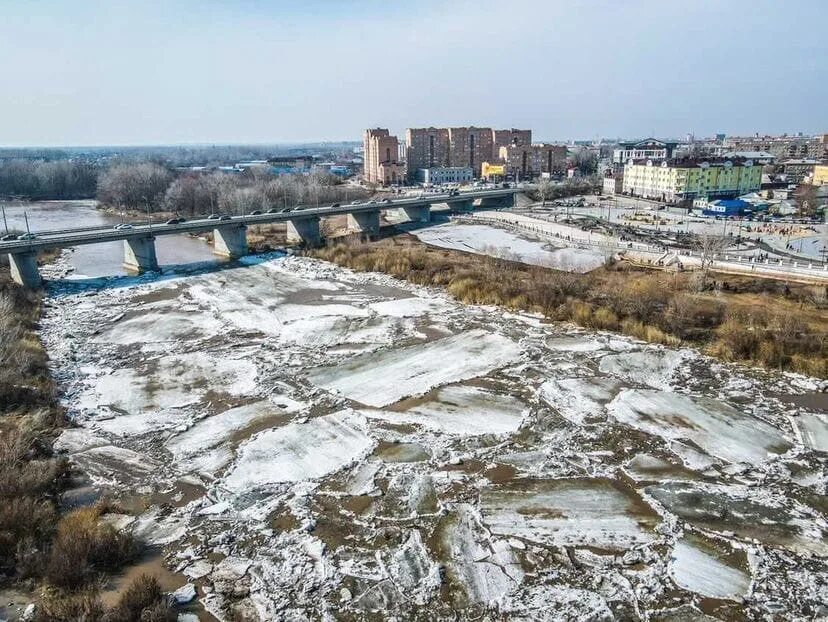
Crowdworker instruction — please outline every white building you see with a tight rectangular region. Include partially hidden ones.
[416,167,473,185]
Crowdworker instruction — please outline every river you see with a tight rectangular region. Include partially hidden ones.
[1,199,220,278]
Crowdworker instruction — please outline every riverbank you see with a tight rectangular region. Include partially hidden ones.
[309,234,828,379]
[0,269,176,621]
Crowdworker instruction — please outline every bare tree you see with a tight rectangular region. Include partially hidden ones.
[694,232,728,289]
[536,179,556,206]
[97,162,172,211]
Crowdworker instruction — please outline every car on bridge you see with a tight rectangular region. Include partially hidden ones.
[218,215,232,221]
[114,224,134,230]
[331,203,341,208]
[1,233,17,241]
[17,233,37,240]
[249,210,262,215]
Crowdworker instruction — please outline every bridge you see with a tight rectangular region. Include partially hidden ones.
[2,188,521,287]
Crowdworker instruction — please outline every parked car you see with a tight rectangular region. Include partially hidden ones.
[17,233,37,240]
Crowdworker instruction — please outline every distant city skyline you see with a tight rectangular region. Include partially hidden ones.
[1,0,826,147]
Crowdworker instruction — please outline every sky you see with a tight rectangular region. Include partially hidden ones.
[0,0,826,147]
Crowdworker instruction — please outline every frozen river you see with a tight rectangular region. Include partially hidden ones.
[1,199,218,277]
[411,221,608,272]
[38,253,828,620]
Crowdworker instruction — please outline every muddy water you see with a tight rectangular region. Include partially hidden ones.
[1,199,220,277]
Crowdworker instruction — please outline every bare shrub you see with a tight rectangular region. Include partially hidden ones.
[107,574,175,622]
[46,506,138,589]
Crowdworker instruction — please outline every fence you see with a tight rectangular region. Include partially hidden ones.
[453,214,828,280]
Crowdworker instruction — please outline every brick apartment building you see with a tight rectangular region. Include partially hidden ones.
[363,128,405,185]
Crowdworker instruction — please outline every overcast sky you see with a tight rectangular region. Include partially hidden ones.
[1,0,825,146]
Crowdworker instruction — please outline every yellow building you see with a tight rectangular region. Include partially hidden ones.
[812,164,828,185]
[481,161,506,179]
[622,158,762,203]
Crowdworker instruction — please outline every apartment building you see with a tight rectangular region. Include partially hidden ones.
[492,128,532,154]
[406,126,533,180]
[363,128,405,185]
[622,158,762,203]
[722,134,828,160]
[406,127,450,173]
[500,143,568,180]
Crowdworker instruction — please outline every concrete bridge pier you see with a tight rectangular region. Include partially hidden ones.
[450,199,475,214]
[479,194,514,210]
[347,210,381,237]
[399,205,431,223]
[213,224,248,258]
[8,252,41,288]
[287,217,322,247]
[123,236,159,273]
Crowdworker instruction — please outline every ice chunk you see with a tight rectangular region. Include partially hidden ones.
[792,413,828,453]
[362,385,526,436]
[222,410,375,490]
[307,330,521,407]
[669,536,750,600]
[481,478,659,551]
[538,377,623,424]
[608,389,792,465]
[599,349,687,389]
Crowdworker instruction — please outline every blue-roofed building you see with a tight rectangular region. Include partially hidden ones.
[702,198,753,217]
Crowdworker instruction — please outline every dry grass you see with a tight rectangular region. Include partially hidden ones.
[308,235,828,377]
[46,505,139,589]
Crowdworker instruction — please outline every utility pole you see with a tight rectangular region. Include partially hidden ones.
[1,205,7,233]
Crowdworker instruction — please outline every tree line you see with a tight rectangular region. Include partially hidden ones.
[0,158,366,215]
[0,159,98,199]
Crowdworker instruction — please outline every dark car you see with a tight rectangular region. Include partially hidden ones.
[1,233,17,241]
[177,217,187,223]
[331,203,341,208]
[218,215,232,221]
[281,208,293,213]
[267,208,279,214]
[250,210,262,215]
[383,198,393,204]
[165,218,179,225]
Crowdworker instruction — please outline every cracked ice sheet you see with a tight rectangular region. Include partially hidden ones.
[362,384,526,436]
[221,410,375,492]
[608,389,792,465]
[480,478,659,551]
[442,504,524,606]
[306,329,521,407]
[538,377,624,425]
[91,310,223,345]
[76,351,258,435]
[166,397,305,477]
[599,348,689,389]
